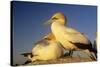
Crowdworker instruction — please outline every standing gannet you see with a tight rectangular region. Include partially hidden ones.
[45,12,96,59]
[21,33,63,63]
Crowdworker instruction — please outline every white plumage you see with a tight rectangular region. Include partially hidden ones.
[22,33,63,62]
[46,12,96,59]
[47,12,90,50]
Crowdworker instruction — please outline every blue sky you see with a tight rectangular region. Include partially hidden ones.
[12,1,97,65]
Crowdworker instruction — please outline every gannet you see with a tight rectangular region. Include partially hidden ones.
[45,12,96,59]
[21,33,63,63]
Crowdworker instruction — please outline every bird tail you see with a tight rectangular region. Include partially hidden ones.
[89,51,97,61]
[89,42,97,61]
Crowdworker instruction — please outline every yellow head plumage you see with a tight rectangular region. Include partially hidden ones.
[43,33,56,41]
[44,12,67,25]
[51,12,67,25]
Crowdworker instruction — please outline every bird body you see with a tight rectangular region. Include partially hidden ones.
[22,33,63,62]
[51,21,90,50]
[46,12,96,60]
[31,39,63,61]
[51,13,89,49]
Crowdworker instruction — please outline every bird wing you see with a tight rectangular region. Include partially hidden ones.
[64,27,90,44]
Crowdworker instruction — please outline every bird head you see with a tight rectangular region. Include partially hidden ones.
[44,12,67,25]
[43,33,56,41]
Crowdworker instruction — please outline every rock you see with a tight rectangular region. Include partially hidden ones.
[24,56,96,65]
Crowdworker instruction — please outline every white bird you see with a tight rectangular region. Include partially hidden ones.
[45,12,96,60]
[21,33,63,63]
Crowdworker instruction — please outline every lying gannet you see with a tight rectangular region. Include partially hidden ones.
[21,33,63,63]
[45,12,96,59]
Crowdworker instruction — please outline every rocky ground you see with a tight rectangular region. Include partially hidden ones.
[21,56,96,66]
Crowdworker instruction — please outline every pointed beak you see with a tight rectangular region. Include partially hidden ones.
[44,19,53,25]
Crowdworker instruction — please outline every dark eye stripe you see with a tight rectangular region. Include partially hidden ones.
[52,17,58,20]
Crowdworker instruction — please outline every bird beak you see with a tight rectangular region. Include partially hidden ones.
[44,19,53,25]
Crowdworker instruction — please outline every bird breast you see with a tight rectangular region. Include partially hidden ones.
[51,22,90,49]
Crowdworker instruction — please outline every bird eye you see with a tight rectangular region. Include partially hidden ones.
[44,38,51,40]
[52,17,58,20]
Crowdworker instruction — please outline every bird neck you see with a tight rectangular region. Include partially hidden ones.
[51,21,65,38]
[51,22,65,29]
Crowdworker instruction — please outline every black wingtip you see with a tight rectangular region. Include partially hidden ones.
[21,53,32,57]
